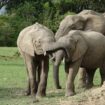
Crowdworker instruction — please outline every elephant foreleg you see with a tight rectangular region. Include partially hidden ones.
[78,68,87,88]
[35,62,41,93]
[37,56,49,97]
[85,68,96,88]
[25,54,37,96]
[65,59,82,96]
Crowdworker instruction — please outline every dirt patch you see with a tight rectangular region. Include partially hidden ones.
[59,83,105,105]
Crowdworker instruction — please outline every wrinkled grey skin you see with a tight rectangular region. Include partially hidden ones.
[45,30,105,96]
[78,10,102,16]
[17,22,55,97]
[54,10,105,89]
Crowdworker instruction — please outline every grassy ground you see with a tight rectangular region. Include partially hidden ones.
[0,47,101,105]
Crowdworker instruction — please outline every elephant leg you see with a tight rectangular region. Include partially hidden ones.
[25,76,31,96]
[77,68,87,88]
[24,53,37,96]
[37,56,49,97]
[22,53,31,96]
[65,59,81,97]
[85,68,96,89]
[100,64,105,85]
[34,61,41,94]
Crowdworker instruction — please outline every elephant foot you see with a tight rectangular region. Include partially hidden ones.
[36,90,46,97]
[32,98,39,103]
[24,90,31,96]
[37,92,46,97]
[30,94,39,103]
[65,91,75,97]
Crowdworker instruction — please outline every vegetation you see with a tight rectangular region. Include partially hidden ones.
[0,0,105,46]
[0,47,101,105]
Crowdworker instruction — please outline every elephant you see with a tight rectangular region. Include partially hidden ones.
[17,22,55,97]
[78,9,102,16]
[55,10,105,40]
[54,10,105,89]
[43,30,105,96]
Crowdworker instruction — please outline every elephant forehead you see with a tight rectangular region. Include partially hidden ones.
[31,30,55,42]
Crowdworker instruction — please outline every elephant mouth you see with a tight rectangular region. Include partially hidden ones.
[33,40,44,55]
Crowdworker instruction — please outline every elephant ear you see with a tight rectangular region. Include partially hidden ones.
[19,35,35,56]
[72,36,88,62]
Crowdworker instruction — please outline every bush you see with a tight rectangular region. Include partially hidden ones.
[0,0,105,46]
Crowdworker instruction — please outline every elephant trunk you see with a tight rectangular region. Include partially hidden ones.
[42,42,64,54]
[53,64,61,89]
[42,41,70,60]
[55,29,64,41]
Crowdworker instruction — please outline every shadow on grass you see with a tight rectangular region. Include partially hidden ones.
[47,89,65,98]
[0,87,65,99]
[0,87,25,100]
[0,63,24,66]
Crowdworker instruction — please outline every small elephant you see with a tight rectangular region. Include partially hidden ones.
[17,22,55,97]
[44,30,105,96]
[54,10,105,89]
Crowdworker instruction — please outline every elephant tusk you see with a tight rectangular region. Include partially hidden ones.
[44,52,47,56]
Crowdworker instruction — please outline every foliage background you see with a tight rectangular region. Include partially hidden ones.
[0,0,105,46]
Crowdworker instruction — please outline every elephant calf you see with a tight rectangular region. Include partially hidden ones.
[17,22,55,97]
[44,30,105,96]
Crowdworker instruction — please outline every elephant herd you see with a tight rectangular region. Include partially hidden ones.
[17,10,105,98]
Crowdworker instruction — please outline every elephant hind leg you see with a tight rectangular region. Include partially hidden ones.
[85,68,96,89]
[77,67,87,89]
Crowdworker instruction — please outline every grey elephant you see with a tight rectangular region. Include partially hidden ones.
[78,9,102,16]
[17,22,55,97]
[44,30,105,96]
[54,10,105,89]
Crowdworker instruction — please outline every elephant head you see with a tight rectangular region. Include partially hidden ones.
[17,22,56,57]
[55,15,86,40]
[55,12,105,41]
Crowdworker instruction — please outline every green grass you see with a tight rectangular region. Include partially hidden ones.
[0,47,101,105]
